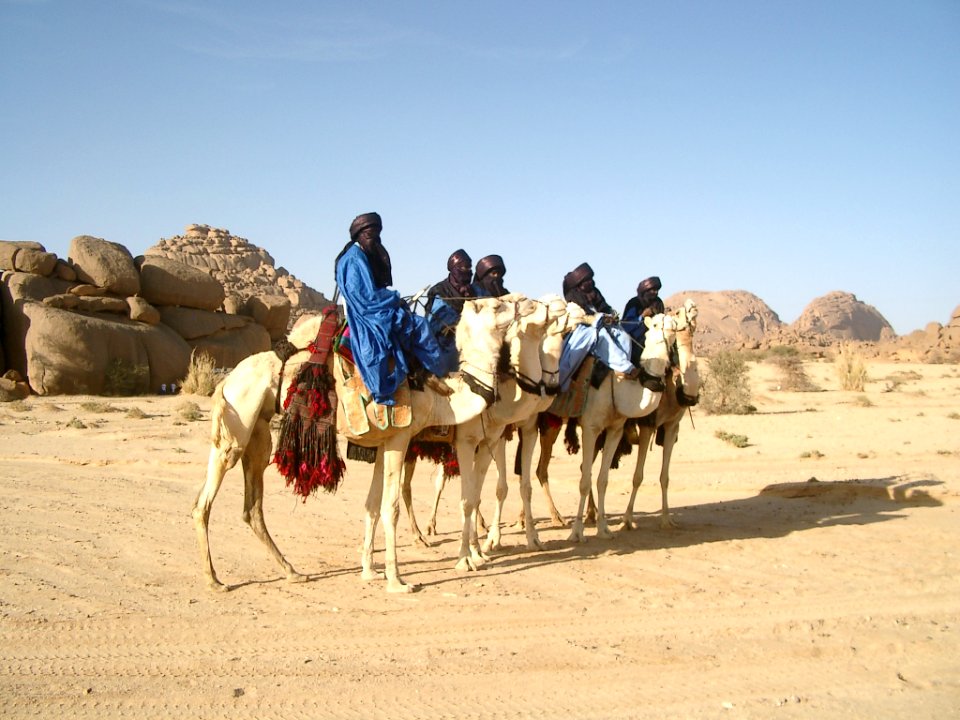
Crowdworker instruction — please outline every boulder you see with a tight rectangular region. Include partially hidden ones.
[138,255,225,311]
[21,301,191,395]
[13,248,57,276]
[246,294,291,341]
[68,235,140,296]
[0,370,30,402]
[54,259,77,282]
[1,272,76,376]
[158,306,251,340]
[792,291,893,341]
[189,323,272,369]
[662,290,783,353]
[127,296,161,325]
[1,241,46,272]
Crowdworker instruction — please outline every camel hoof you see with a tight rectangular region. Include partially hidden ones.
[455,556,477,572]
[482,538,501,553]
[567,528,586,544]
[386,579,416,594]
[361,568,384,582]
[286,571,308,584]
[415,535,433,549]
[526,537,544,551]
[596,528,614,540]
[550,515,569,528]
[622,519,637,531]
[207,579,229,593]
[661,518,679,530]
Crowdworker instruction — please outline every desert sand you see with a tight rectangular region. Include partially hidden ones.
[1,360,958,719]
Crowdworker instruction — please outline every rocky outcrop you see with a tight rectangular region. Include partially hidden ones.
[1,234,275,396]
[662,290,784,352]
[792,291,893,342]
[144,224,330,332]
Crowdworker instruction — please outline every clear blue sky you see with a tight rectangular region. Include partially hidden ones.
[2,0,957,335]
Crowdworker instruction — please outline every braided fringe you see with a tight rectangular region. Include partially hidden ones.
[273,363,345,500]
[564,418,581,455]
[347,442,378,464]
[406,440,460,479]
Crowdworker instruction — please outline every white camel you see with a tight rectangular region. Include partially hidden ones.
[192,295,532,593]
[399,297,590,558]
[530,313,677,542]
[621,298,700,530]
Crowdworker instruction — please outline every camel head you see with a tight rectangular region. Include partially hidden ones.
[537,295,593,393]
[672,299,700,396]
[640,312,678,380]
[456,296,518,376]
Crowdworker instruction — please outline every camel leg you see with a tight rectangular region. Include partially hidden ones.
[481,436,507,552]
[567,424,600,544]
[584,437,602,526]
[454,434,483,572]
[528,420,567,528]
[658,421,681,529]
[360,449,384,582]
[192,442,241,591]
[380,443,415,593]
[426,463,449,536]
[401,457,431,547]
[241,419,304,582]
[593,423,625,540]
[623,426,655,531]
[476,439,504,537]
[515,417,544,550]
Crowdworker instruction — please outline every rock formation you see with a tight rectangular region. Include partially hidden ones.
[662,290,784,351]
[792,291,894,342]
[1,235,272,395]
[143,224,331,340]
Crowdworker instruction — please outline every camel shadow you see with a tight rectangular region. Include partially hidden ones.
[401,475,944,588]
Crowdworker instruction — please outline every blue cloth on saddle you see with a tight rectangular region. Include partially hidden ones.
[558,316,636,392]
[426,296,461,377]
[336,243,447,405]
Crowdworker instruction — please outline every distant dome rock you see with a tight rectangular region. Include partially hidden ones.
[661,290,783,352]
[792,291,893,342]
[144,224,331,327]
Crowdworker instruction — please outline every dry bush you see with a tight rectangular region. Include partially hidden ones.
[104,358,149,396]
[766,347,820,392]
[701,351,754,415]
[835,342,868,391]
[176,401,203,422]
[715,430,749,448]
[179,352,220,396]
[80,401,118,413]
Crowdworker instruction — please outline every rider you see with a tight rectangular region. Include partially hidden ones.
[562,262,616,316]
[334,212,451,405]
[472,254,509,297]
[425,249,475,375]
[622,275,665,361]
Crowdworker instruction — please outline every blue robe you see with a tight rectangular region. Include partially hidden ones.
[336,244,447,405]
[557,316,637,392]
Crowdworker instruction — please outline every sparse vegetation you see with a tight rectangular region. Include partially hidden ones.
[103,358,149,396]
[767,347,821,392]
[701,351,755,415]
[126,407,148,419]
[80,401,119,413]
[715,430,749,448]
[176,401,203,422]
[179,352,222,397]
[853,395,873,407]
[66,417,87,429]
[7,400,30,412]
[937,449,953,456]
[948,412,960,420]
[835,342,868,391]
[800,449,825,459]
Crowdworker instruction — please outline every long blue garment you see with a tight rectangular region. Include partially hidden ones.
[336,244,447,405]
[557,316,637,392]
[426,295,461,376]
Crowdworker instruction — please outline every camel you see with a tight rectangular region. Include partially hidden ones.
[621,298,700,530]
[398,297,591,560]
[530,313,678,543]
[192,295,537,593]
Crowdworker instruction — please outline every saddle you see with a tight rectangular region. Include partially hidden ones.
[333,353,413,435]
[547,355,595,419]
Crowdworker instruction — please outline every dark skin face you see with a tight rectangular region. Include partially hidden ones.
[640,288,660,317]
[356,225,382,253]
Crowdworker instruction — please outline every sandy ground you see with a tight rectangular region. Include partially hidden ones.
[1,360,958,719]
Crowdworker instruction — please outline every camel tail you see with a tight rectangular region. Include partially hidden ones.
[209,381,232,449]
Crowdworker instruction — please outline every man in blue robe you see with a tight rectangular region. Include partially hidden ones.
[425,249,475,375]
[622,275,665,361]
[471,254,509,297]
[334,212,450,406]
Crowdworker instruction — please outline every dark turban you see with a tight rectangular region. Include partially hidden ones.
[447,249,472,271]
[474,254,506,281]
[349,212,382,240]
[563,262,594,294]
[637,276,662,294]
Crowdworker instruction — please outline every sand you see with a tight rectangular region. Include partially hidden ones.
[1,360,958,719]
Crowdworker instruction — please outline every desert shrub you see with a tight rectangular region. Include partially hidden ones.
[715,430,749,448]
[126,407,148,419]
[853,395,873,407]
[179,352,221,397]
[80,401,119,413]
[7,400,30,412]
[104,358,149,396]
[948,412,960,420]
[701,351,754,415]
[66,417,87,429]
[800,449,824,459]
[835,342,868,391]
[176,401,203,422]
[768,349,820,392]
